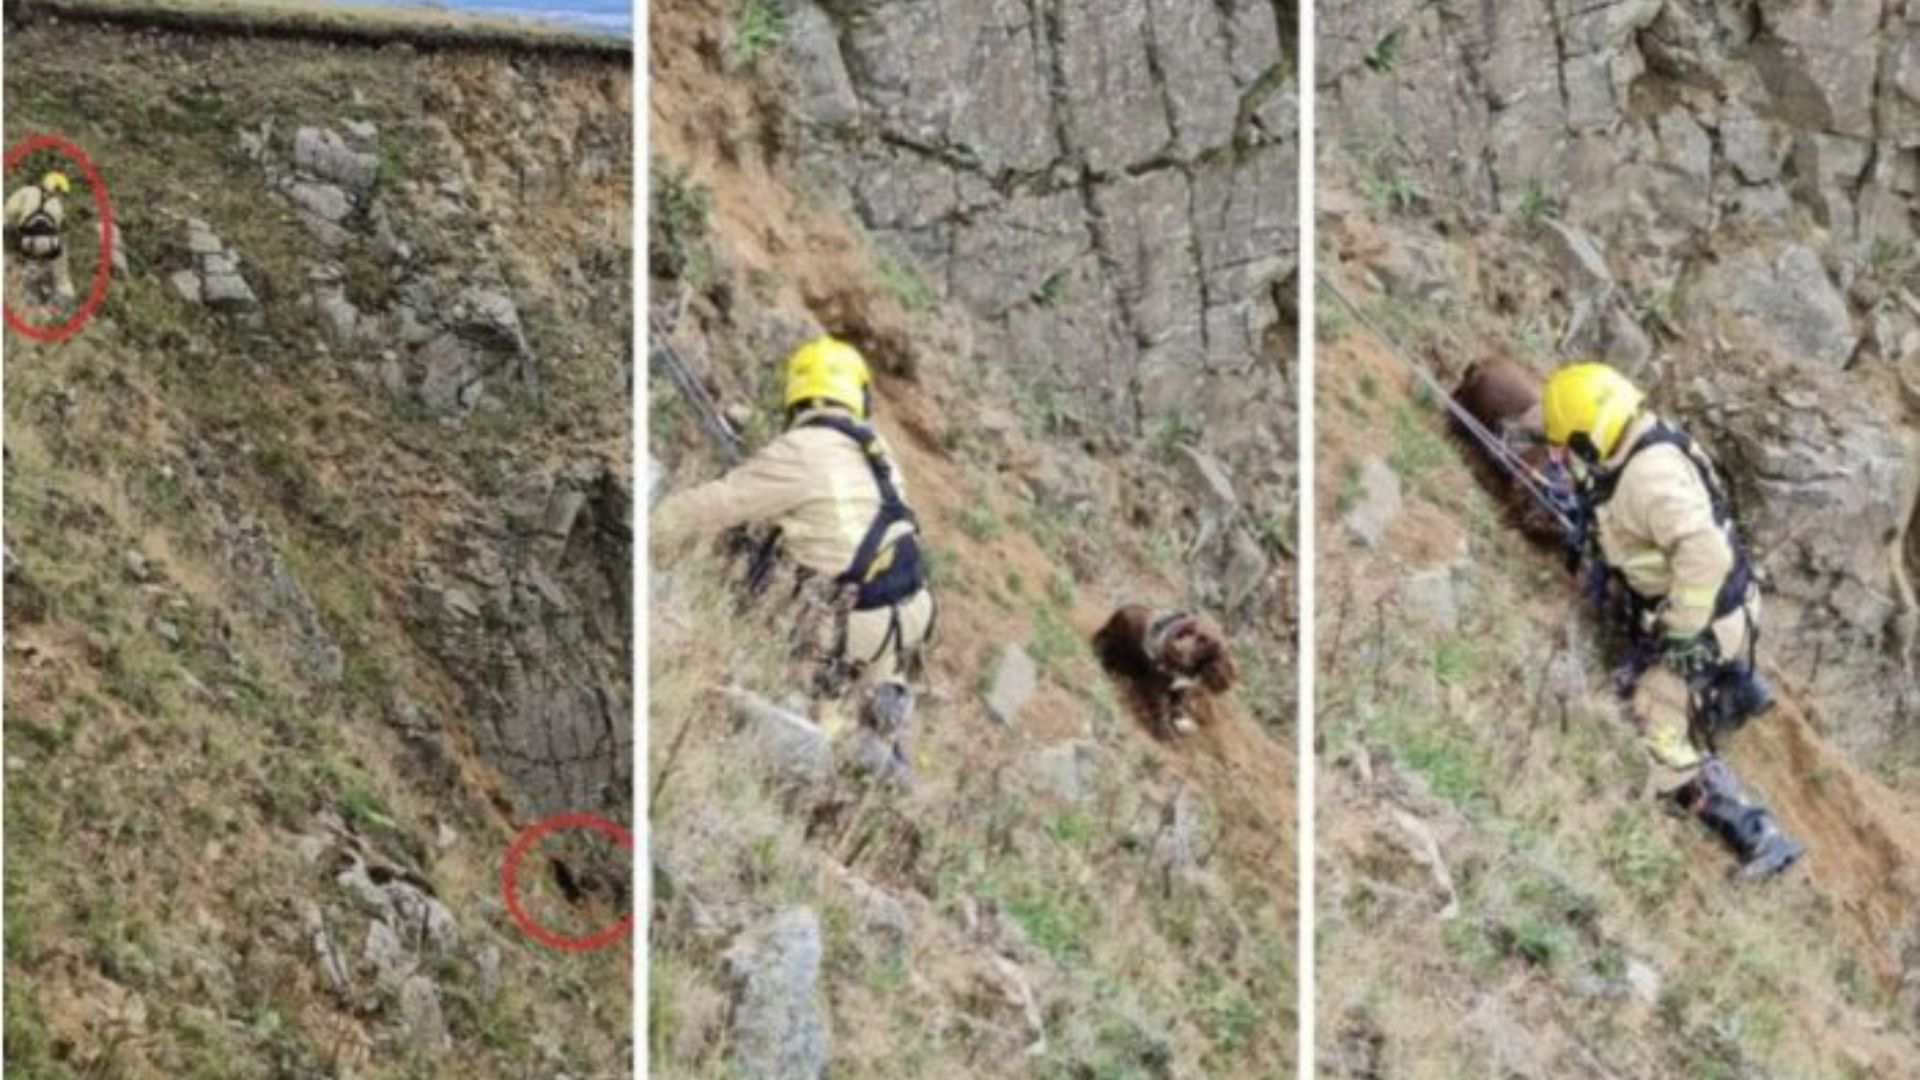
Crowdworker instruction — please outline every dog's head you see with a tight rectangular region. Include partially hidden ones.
[1158,616,1237,694]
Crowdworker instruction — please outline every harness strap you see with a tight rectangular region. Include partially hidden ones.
[1143,611,1192,668]
[802,413,926,610]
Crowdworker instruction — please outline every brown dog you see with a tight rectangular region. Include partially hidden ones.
[1093,605,1238,739]
[1450,358,1568,546]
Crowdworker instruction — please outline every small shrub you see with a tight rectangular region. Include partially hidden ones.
[1364,29,1404,73]
[1034,270,1070,307]
[651,163,713,286]
[1150,411,1198,458]
[1502,915,1571,968]
[1513,180,1555,232]
[730,0,788,68]
[1362,167,1419,214]
[1865,234,1914,280]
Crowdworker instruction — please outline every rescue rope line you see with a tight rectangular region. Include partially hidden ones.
[1316,272,1576,535]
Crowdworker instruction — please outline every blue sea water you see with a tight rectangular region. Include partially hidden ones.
[317,0,632,38]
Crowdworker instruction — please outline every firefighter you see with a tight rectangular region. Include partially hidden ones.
[5,170,78,311]
[654,336,936,704]
[1543,361,1800,879]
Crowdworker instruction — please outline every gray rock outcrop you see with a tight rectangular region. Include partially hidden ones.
[174,218,258,310]
[412,459,632,818]
[783,0,1298,633]
[724,907,829,1080]
[1323,0,1919,752]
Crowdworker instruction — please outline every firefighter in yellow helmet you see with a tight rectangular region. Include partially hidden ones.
[654,335,936,701]
[5,170,79,312]
[1544,361,1799,879]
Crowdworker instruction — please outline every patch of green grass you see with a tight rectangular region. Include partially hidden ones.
[1865,233,1915,280]
[1257,507,1295,556]
[1633,284,1678,335]
[1388,404,1450,481]
[1513,180,1556,232]
[874,252,937,313]
[1398,731,1490,810]
[1442,917,1504,978]
[1317,284,1353,342]
[1047,570,1077,609]
[651,162,714,287]
[319,757,407,849]
[1029,602,1081,679]
[1364,28,1404,74]
[1334,460,1364,515]
[1034,269,1070,307]
[866,946,910,995]
[957,500,1002,542]
[1017,384,1079,438]
[1597,809,1684,909]
[1003,887,1097,962]
[4,977,68,1079]
[1046,809,1096,851]
[1431,636,1479,685]
[729,0,788,68]
[1501,914,1573,968]
[1149,411,1198,458]
[1197,979,1260,1058]
[1237,646,1291,734]
[1361,159,1419,214]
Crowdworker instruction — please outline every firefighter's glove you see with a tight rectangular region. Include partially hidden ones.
[1663,632,1716,681]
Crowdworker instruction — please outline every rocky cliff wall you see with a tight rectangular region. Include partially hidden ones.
[779,0,1300,632]
[1323,0,1918,756]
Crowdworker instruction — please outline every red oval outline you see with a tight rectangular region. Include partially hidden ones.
[4,133,115,343]
[501,812,634,952]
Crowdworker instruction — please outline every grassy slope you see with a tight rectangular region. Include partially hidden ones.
[646,3,1297,1076]
[1314,256,1920,1079]
[5,17,630,1078]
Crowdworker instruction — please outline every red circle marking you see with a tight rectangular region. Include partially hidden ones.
[4,133,116,343]
[501,812,634,952]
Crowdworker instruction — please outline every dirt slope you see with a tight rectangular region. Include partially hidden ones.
[1316,266,1920,1078]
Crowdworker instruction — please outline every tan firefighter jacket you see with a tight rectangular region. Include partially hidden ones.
[653,406,918,581]
[1592,412,1737,638]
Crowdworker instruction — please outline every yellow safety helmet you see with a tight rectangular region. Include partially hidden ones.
[1541,361,1645,460]
[41,171,71,194]
[784,335,871,419]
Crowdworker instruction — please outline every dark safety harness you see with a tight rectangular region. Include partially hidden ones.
[1574,420,1762,750]
[16,199,62,260]
[798,413,935,685]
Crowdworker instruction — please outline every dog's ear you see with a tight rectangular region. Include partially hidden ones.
[1197,629,1237,692]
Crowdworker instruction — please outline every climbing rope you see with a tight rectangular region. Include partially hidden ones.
[1317,272,1576,535]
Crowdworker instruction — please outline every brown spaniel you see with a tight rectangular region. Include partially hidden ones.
[1093,605,1238,739]
[1449,358,1569,546]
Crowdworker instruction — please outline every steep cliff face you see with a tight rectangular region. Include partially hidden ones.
[648,2,1297,1076]
[1317,3,1920,1076]
[4,9,632,1075]
[1323,0,1918,759]
[783,0,1299,635]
